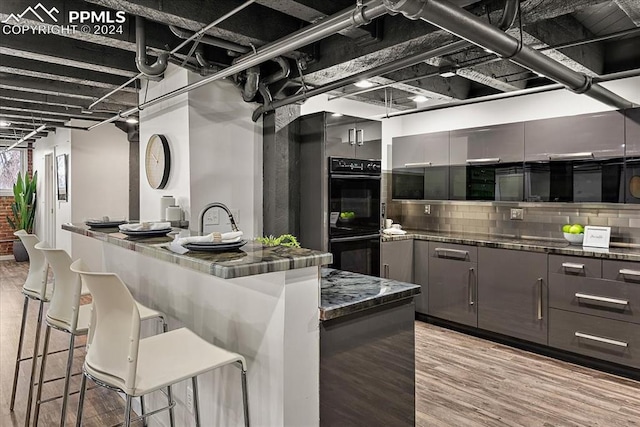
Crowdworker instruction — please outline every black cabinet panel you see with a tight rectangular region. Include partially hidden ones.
[413,241,429,314]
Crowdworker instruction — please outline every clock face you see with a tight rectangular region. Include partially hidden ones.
[145,134,171,189]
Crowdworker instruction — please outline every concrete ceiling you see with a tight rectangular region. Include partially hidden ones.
[0,0,639,145]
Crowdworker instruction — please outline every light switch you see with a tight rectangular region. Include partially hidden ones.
[510,208,524,220]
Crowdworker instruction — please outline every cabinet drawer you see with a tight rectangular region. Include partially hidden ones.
[549,275,640,324]
[603,260,640,283]
[429,242,477,263]
[549,309,640,369]
[549,255,601,277]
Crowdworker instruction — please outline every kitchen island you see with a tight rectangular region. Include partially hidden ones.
[64,224,421,427]
[64,223,331,427]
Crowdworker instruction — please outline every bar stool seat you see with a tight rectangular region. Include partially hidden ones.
[33,244,169,427]
[71,259,250,427]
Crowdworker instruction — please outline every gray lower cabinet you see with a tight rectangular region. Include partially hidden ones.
[478,248,548,344]
[428,242,478,327]
[413,240,429,314]
[549,309,640,369]
[381,239,413,283]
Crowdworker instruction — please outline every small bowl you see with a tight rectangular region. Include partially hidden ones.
[563,232,584,245]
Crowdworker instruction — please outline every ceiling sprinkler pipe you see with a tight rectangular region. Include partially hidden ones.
[136,16,169,78]
[169,26,250,54]
[383,0,634,109]
[241,67,261,101]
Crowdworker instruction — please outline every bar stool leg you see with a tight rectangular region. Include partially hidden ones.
[33,325,52,426]
[124,395,133,427]
[139,396,147,427]
[10,296,30,411]
[24,300,45,427]
[161,317,175,427]
[191,377,201,427]
[59,334,76,427]
[75,374,88,427]
[241,367,250,427]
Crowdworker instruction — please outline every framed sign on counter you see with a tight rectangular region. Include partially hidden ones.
[583,226,611,249]
[56,154,68,201]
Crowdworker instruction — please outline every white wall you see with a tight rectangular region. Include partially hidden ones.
[139,64,191,222]
[188,75,263,238]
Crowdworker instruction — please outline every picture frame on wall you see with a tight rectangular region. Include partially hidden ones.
[56,154,68,201]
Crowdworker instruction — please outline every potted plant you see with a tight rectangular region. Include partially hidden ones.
[6,171,37,262]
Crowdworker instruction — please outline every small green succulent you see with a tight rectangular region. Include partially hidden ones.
[256,234,301,248]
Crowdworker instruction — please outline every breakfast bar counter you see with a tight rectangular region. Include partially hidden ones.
[64,223,332,427]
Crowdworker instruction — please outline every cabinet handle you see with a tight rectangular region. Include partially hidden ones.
[356,129,364,146]
[404,162,432,167]
[575,293,629,306]
[348,128,356,146]
[537,278,543,320]
[562,262,585,270]
[619,268,640,277]
[434,247,469,259]
[469,267,475,306]
[548,152,594,161]
[383,263,389,279]
[466,157,500,164]
[574,332,628,348]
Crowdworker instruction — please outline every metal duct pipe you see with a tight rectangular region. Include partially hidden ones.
[251,0,518,120]
[383,0,634,109]
[168,55,221,75]
[135,16,169,78]
[88,0,389,130]
[263,57,291,85]
[241,66,261,101]
[169,25,250,54]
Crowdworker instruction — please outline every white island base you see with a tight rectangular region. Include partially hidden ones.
[100,243,320,427]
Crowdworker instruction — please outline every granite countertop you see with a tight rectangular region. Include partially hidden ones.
[63,223,333,279]
[320,268,421,321]
[381,229,640,261]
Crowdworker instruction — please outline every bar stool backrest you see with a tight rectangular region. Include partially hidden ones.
[35,243,82,333]
[70,259,141,395]
[14,230,49,299]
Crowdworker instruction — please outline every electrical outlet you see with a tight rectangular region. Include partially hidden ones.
[510,208,524,220]
[204,209,219,226]
[424,205,431,215]
[186,385,194,414]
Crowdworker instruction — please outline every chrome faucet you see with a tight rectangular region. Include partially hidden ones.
[197,202,239,236]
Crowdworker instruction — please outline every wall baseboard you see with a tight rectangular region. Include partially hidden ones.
[0,254,15,261]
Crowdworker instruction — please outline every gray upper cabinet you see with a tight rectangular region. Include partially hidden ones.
[524,111,625,161]
[478,248,548,345]
[625,107,640,157]
[450,123,524,165]
[381,240,413,283]
[325,113,381,160]
[428,242,478,327]
[392,132,449,169]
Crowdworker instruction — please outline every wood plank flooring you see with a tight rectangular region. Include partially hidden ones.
[2,259,639,426]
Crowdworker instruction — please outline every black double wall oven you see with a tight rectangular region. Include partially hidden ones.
[328,157,381,277]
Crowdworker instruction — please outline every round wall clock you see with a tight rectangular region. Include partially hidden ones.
[145,134,171,189]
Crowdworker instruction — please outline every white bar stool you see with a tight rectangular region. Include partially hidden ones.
[32,244,171,427]
[70,259,250,427]
[9,230,52,427]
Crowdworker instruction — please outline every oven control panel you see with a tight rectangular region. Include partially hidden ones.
[330,157,381,175]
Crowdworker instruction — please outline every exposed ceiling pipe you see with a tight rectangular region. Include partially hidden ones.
[135,16,169,79]
[380,68,640,119]
[168,55,222,75]
[169,26,250,55]
[383,0,635,109]
[88,0,390,130]
[263,57,291,86]
[240,67,261,101]
[251,0,519,120]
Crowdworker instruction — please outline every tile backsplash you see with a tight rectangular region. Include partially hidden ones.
[383,172,640,246]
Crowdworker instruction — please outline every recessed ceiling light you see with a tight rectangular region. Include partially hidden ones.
[331,113,343,117]
[0,120,11,127]
[354,80,374,88]
[125,117,139,124]
[439,71,457,78]
[411,95,429,103]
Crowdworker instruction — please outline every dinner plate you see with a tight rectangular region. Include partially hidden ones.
[86,220,128,228]
[184,240,248,251]
[119,228,173,237]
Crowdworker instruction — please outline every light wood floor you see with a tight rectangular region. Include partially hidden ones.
[2,260,640,426]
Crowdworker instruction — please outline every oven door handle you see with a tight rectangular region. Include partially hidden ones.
[330,234,381,243]
[330,174,381,180]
